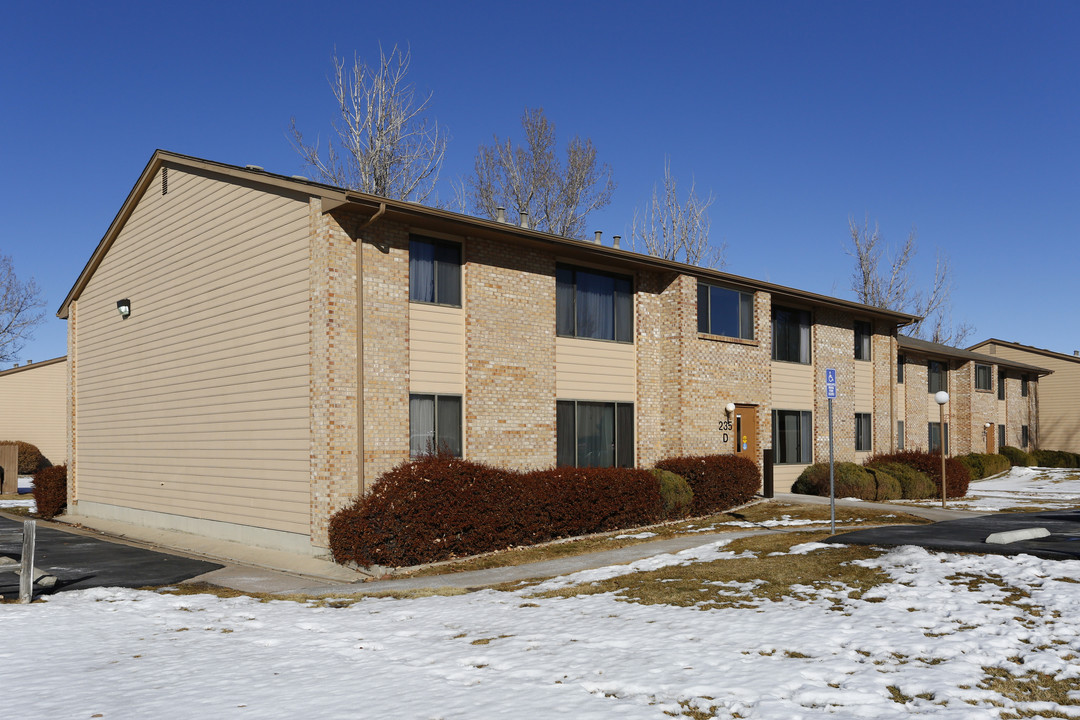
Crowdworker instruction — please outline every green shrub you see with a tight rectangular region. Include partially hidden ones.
[2,441,51,475]
[790,462,877,501]
[1031,449,1080,468]
[868,462,936,499]
[865,466,902,501]
[328,455,662,568]
[653,454,761,515]
[1000,446,1035,467]
[866,450,970,498]
[959,452,1011,479]
[651,468,693,519]
[32,464,66,519]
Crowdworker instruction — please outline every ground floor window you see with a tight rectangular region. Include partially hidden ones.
[855,413,872,452]
[557,401,634,467]
[897,420,905,450]
[772,410,812,464]
[928,422,949,454]
[998,424,1006,450]
[410,394,462,457]
[1022,425,1029,449]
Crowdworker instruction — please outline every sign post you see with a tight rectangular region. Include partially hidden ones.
[825,369,837,534]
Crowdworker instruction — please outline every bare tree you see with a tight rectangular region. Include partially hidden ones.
[466,108,615,239]
[289,45,447,203]
[0,254,45,364]
[631,158,724,268]
[847,215,973,345]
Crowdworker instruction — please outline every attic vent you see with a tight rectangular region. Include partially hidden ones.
[161,167,168,195]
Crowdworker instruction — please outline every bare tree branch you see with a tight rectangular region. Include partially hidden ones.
[0,254,45,364]
[465,108,614,239]
[631,158,724,268]
[847,215,972,345]
[289,45,447,203]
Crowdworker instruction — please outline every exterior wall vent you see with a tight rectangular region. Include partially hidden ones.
[161,166,168,195]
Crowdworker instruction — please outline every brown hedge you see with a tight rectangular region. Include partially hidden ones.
[653,454,760,515]
[329,456,662,568]
[33,464,66,519]
[2,440,51,475]
[866,450,970,498]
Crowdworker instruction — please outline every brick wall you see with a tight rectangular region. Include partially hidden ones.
[812,309,856,463]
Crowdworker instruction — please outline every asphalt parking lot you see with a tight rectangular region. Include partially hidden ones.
[0,516,222,599]
[830,509,1080,560]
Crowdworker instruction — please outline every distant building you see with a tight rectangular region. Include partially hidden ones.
[968,339,1080,453]
[0,357,67,466]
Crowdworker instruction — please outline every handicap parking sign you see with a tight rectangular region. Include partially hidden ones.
[825,368,836,384]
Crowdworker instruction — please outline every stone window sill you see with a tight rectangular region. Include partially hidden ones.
[697,333,759,348]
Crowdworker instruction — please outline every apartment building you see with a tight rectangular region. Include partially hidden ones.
[61,151,1030,556]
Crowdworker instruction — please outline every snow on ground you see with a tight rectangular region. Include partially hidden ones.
[0,498,34,510]
[3,543,1079,718]
[903,466,1080,512]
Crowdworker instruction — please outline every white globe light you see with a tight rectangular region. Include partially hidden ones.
[725,403,736,413]
[935,391,950,405]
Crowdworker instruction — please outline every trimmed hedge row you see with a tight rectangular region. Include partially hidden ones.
[867,450,970,498]
[653,454,760,515]
[329,453,762,568]
[999,446,1035,467]
[791,462,902,501]
[2,440,51,475]
[790,450,970,500]
[1031,449,1080,468]
[957,452,1011,480]
[33,464,66,519]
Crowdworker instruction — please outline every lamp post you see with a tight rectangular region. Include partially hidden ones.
[935,391,950,507]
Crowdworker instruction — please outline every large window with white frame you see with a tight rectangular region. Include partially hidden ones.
[557,400,634,468]
[772,409,813,464]
[697,282,754,339]
[772,307,811,364]
[409,394,462,457]
[556,265,633,343]
[409,236,461,306]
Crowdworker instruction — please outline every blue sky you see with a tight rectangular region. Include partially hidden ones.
[2,1,1077,363]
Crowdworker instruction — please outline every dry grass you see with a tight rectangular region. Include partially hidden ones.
[396,502,928,578]
[145,581,470,605]
[524,530,891,610]
[980,662,1080,718]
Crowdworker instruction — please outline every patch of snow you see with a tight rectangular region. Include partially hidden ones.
[0,498,34,510]
[612,532,657,540]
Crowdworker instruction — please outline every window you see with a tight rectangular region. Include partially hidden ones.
[928,360,948,394]
[855,413,872,452]
[1021,374,1030,397]
[928,422,949,454]
[998,425,1006,450]
[772,307,811,363]
[409,236,461,306]
[998,370,1006,400]
[557,401,634,467]
[409,394,462,457]
[556,265,633,343]
[897,420,905,450]
[897,354,905,383]
[975,364,992,391]
[1021,425,1029,449]
[772,410,813,464]
[697,283,754,339]
[854,321,871,360]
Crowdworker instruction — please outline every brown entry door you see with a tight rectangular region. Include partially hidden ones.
[986,423,995,454]
[734,405,758,459]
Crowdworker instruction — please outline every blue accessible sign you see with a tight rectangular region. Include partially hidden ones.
[825,368,837,398]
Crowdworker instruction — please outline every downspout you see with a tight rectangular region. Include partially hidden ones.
[354,202,386,495]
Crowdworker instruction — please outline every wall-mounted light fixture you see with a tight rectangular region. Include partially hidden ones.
[725,402,736,415]
[116,299,131,319]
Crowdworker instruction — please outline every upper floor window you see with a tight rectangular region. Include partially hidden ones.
[975,364,992,391]
[772,306,811,364]
[854,321,872,360]
[928,360,947,394]
[998,370,1006,400]
[1021,374,1030,397]
[697,283,754,340]
[409,236,461,306]
[556,265,633,342]
[897,353,905,383]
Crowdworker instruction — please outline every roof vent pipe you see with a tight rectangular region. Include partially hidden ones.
[612,235,621,249]
[1075,350,1079,357]
[594,231,602,244]
[520,211,529,229]
[496,206,506,223]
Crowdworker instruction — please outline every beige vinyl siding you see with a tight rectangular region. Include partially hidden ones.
[555,337,635,402]
[73,167,312,536]
[0,359,67,464]
[409,303,465,394]
[771,361,814,407]
[853,361,873,411]
[984,345,1080,453]
[773,464,804,493]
